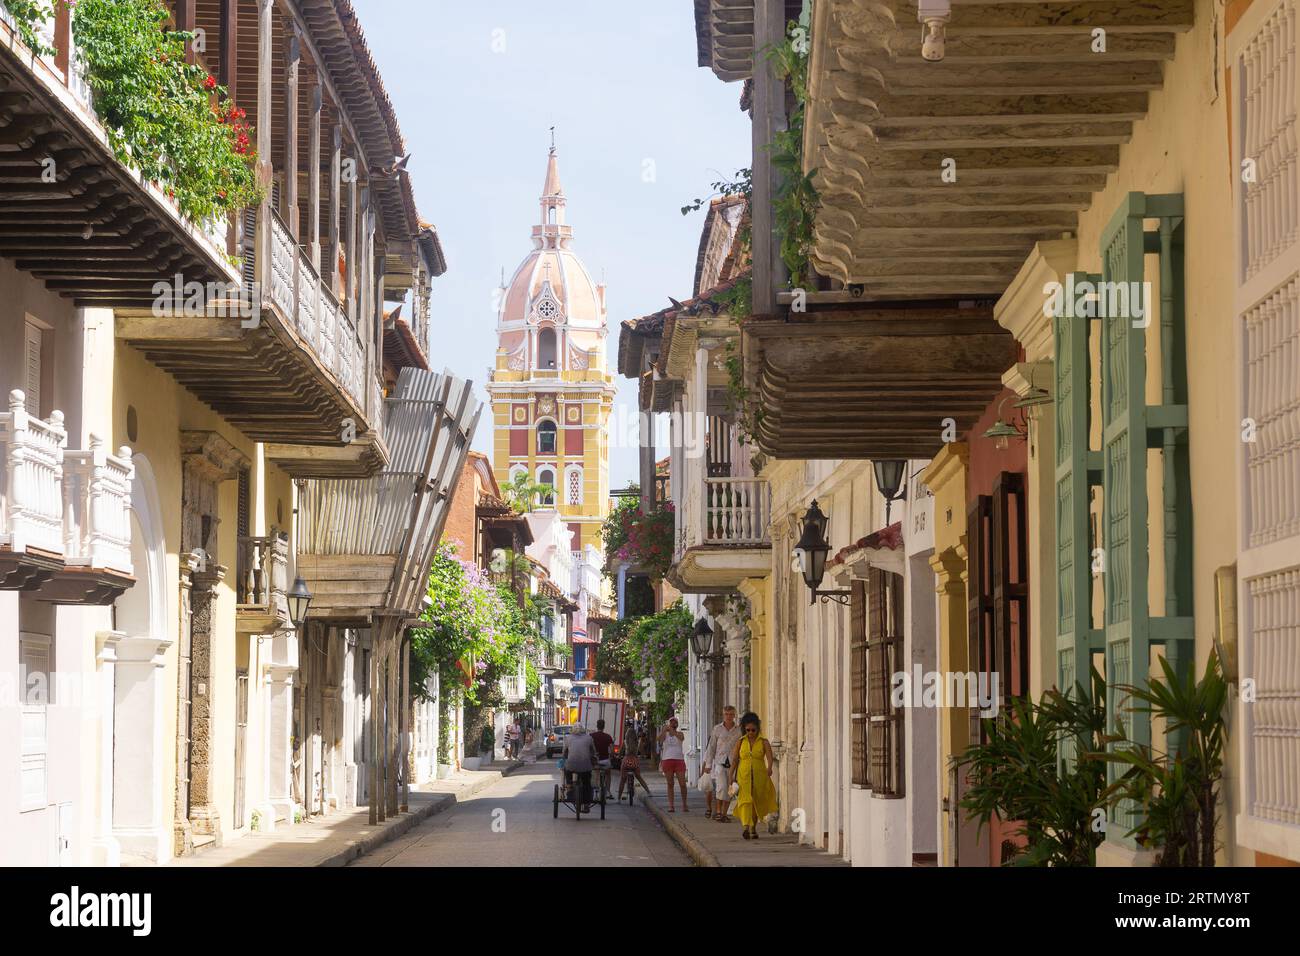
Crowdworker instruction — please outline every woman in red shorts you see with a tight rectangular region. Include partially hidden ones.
[657,716,689,812]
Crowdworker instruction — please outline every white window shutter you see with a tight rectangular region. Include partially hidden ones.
[18,634,51,812]
[1231,0,1300,859]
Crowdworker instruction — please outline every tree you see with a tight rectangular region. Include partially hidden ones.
[409,544,536,757]
[502,472,552,514]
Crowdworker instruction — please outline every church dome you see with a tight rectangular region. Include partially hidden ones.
[498,148,606,332]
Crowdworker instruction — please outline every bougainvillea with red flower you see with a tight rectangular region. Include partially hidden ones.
[72,0,262,225]
[601,495,675,581]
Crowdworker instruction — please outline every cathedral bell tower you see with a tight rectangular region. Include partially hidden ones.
[486,147,616,554]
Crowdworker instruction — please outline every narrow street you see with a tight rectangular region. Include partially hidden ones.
[350,759,690,868]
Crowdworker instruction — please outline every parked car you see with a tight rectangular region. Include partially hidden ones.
[545,725,573,758]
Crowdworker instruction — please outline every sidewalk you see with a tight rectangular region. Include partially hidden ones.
[636,770,848,867]
[168,752,532,868]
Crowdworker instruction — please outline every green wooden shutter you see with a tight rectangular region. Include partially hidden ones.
[1098,192,1192,838]
[1054,271,1098,719]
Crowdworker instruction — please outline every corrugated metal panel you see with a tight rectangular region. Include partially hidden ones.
[299,367,482,616]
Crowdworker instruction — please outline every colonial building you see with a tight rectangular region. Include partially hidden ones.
[0,0,467,864]
[487,146,617,691]
[487,147,617,556]
[676,0,1300,868]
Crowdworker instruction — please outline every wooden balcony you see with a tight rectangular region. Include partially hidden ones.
[117,207,388,477]
[0,7,234,308]
[0,391,134,603]
[744,306,1017,459]
[235,532,289,634]
[3,0,423,479]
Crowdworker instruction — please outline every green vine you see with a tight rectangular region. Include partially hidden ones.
[2,0,56,56]
[765,16,820,289]
[72,0,262,227]
[712,273,752,318]
[723,338,764,449]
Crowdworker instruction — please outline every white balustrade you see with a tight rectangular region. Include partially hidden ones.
[269,211,296,321]
[0,390,67,557]
[298,255,319,353]
[319,288,339,376]
[266,212,370,414]
[62,436,133,574]
[703,476,771,545]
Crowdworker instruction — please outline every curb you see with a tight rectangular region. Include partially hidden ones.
[641,794,720,867]
[318,760,530,867]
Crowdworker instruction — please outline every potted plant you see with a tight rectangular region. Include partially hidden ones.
[479,725,496,766]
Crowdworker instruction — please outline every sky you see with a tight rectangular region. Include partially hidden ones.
[351,0,751,490]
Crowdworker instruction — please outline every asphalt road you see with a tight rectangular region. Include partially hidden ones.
[349,759,692,867]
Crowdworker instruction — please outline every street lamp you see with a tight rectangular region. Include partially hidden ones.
[287,575,313,629]
[691,617,719,663]
[793,500,851,606]
[983,397,1026,450]
[872,460,908,524]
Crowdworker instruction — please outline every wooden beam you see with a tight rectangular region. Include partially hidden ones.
[346,157,357,318]
[308,83,321,268]
[751,0,785,315]
[328,125,340,286]
[256,0,274,290]
[175,0,197,64]
[219,0,238,99]
[285,33,300,240]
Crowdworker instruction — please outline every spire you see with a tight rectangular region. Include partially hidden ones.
[537,139,568,246]
[543,144,563,199]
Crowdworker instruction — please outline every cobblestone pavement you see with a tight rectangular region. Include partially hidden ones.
[349,759,692,867]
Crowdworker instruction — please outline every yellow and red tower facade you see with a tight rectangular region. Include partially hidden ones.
[487,147,616,554]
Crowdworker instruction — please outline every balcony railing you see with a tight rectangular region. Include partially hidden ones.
[0,392,66,557]
[703,477,770,545]
[500,673,526,702]
[62,437,133,574]
[236,533,289,614]
[1,391,134,583]
[265,209,368,417]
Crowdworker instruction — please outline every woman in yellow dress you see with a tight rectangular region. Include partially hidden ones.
[727,712,777,839]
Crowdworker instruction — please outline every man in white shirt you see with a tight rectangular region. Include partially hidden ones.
[701,706,741,822]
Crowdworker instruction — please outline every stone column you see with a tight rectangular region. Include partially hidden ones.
[266,662,296,823]
[187,564,227,843]
[113,634,173,861]
[91,631,122,867]
[173,552,198,857]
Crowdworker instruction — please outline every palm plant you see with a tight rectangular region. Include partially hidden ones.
[1101,651,1228,867]
[957,668,1108,866]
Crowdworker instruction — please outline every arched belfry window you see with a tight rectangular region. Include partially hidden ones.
[538,327,557,368]
[537,419,557,455]
[548,206,557,225]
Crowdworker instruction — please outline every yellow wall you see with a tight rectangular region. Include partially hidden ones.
[112,340,293,854]
[1059,0,1241,863]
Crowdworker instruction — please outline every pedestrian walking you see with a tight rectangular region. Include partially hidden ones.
[507,720,522,759]
[728,712,776,840]
[701,705,741,822]
[657,716,689,812]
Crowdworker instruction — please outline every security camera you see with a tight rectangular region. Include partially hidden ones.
[918,0,951,62]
